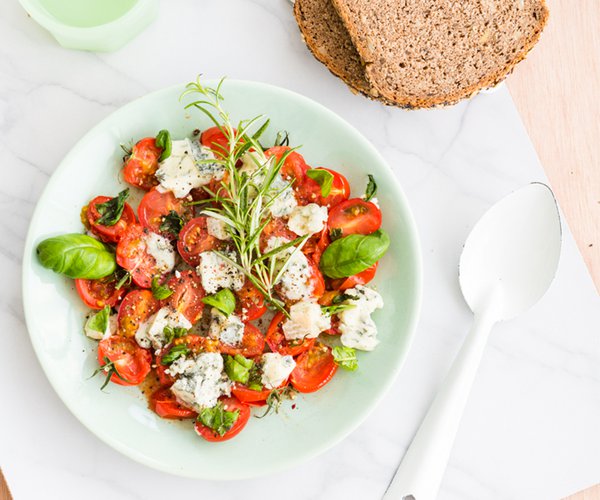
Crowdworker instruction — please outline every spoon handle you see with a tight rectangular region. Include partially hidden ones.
[383,310,497,500]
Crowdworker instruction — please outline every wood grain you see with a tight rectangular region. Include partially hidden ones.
[563,484,600,500]
[507,0,600,294]
[0,469,13,500]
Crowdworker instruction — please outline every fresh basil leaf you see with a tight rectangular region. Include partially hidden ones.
[155,129,172,162]
[224,354,254,384]
[319,230,389,279]
[330,228,343,241]
[331,292,353,305]
[95,189,129,226]
[86,306,111,334]
[321,304,355,316]
[37,234,116,279]
[163,325,188,344]
[159,210,184,238]
[160,344,190,365]
[364,174,377,202]
[202,289,236,316]
[332,346,358,371]
[306,169,334,197]
[198,402,239,436]
[151,276,173,300]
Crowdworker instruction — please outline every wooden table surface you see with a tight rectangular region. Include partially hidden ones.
[508,0,600,294]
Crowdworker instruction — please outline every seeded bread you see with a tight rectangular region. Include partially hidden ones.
[330,0,549,108]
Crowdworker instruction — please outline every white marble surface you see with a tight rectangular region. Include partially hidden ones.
[1,1,599,499]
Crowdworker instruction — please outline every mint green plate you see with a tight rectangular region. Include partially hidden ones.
[22,80,422,479]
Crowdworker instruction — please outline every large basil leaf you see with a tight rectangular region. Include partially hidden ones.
[319,229,389,279]
[36,234,116,279]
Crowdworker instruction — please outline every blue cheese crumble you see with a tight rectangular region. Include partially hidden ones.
[135,307,192,351]
[282,300,331,340]
[208,308,245,346]
[261,353,296,389]
[287,203,328,236]
[338,285,384,351]
[197,250,245,294]
[267,236,314,302]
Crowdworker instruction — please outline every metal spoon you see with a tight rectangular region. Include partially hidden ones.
[384,183,562,500]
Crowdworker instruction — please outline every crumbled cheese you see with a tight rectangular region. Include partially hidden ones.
[144,232,175,273]
[155,139,224,198]
[170,352,231,410]
[287,203,328,236]
[84,313,117,340]
[267,236,314,301]
[135,307,192,350]
[208,308,245,346]
[282,300,331,340]
[268,174,298,218]
[261,353,296,389]
[339,286,384,351]
[370,197,380,208]
[239,150,270,176]
[206,216,231,240]
[196,251,244,294]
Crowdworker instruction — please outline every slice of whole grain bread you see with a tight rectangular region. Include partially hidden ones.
[330,0,549,108]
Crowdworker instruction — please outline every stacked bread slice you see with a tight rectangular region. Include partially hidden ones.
[294,0,549,108]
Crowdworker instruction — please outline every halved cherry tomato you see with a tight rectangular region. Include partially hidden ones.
[173,334,219,354]
[264,146,309,183]
[333,262,378,290]
[123,137,162,191]
[86,196,136,243]
[290,343,337,393]
[302,226,330,266]
[138,189,191,240]
[327,198,382,237]
[231,383,271,405]
[266,312,315,356]
[177,217,219,266]
[97,335,152,386]
[116,223,172,288]
[150,387,197,419]
[235,280,267,321]
[155,349,175,387]
[201,126,234,158]
[298,167,350,208]
[117,289,160,338]
[219,323,265,358]
[194,396,251,442]
[259,217,297,252]
[167,270,205,324]
[75,276,125,310]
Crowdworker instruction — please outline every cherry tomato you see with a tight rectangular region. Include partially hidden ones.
[167,270,205,324]
[219,323,265,358]
[299,167,350,208]
[201,126,234,158]
[290,343,337,393]
[194,396,251,442]
[138,189,191,240]
[116,223,172,288]
[333,262,378,290]
[302,226,330,266]
[259,217,297,252]
[173,334,220,354]
[150,387,197,419]
[307,257,325,298]
[155,349,175,387]
[266,312,315,356]
[117,289,160,338]
[327,198,382,238]
[86,195,136,243]
[235,280,267,321]
[264,146,309,183]
[97,335,152,386]
[177,217,219,266]
[123,137,162,191]
[231,383,271,405]
[75,276,125,310]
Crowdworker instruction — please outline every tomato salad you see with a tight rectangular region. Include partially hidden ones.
[36,78,390,442]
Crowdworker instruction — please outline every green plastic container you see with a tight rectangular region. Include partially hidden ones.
[18,0,159,52]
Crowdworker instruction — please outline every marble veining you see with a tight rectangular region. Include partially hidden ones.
[1,0,599,499]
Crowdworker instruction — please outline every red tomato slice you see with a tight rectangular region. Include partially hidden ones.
[194,396,251,442]
[299,167,350,208]
[97,335,152,386]
[116,223,171,288]
[155,352,175,387]
[264,146,309,183]
[177,217,219,266]
[302,227,330,266]
[117,289,160,338]
[167,270,205,324]
[308,257,325,299]
[334,262,378,290]
[231,383,271,405]
[235,280,267,321]
[327,198,382,238]
[290,343,337,393]
[150,387,197,419]
[219,323,266,358]
[200,126,235,158]
[123,137,162,191]
[138,189,191,240]
[259,217,297,252]
[266,312,315,356]
[75,276,125,310]
[86,196,136,243]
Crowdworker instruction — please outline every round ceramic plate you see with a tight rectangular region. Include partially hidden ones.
[22,80,422,479]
